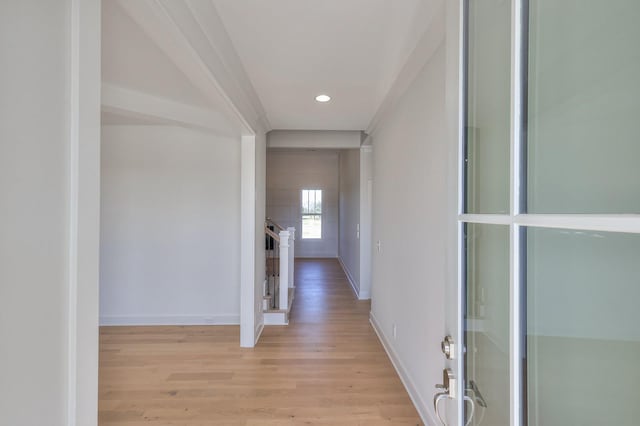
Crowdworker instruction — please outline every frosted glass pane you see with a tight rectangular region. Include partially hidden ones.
[465,0,511,214]
[527,228,640,425]
[528,0,640,213]
[465,224,510,426]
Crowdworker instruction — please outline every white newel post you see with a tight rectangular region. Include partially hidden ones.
[287,227,295,288]
[278,230,290,310]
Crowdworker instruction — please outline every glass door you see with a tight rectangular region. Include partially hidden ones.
[459,1,640,425]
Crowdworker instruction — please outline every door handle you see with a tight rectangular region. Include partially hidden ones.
[434,368,457,425]
[435,368,456,398]
[434,368,476,426]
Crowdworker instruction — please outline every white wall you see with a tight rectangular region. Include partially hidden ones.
[266,150,339,258]
[0,2,100,425]
[100,125,241,325]
[338,149,360,295]
[369,25,449,425]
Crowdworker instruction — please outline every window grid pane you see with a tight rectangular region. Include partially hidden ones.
[464,0,512,214]
[526,227,640,425]
[464,223,511,426]
[527,0,640,213]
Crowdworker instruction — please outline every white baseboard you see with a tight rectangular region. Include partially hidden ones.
[369,312,437,426]
[294,255,339,259]
[99,314,240,326]
[254,322,264,344]
[338,256,365,300]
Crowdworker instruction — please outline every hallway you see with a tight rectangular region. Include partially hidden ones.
[99,259,422,425]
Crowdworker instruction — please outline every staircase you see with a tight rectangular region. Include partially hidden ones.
[264,219,296,325]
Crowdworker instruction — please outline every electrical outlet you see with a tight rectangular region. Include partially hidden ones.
[392,324,397,339]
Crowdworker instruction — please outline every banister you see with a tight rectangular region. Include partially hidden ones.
[265,227,281,242]
[278,229,290,311]
[266,217,285,231]
[263,225,296,317]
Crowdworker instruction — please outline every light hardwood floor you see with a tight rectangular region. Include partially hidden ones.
[99,258,423,425]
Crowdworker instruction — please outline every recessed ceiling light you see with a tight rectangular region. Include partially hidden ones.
[315,94,331,103]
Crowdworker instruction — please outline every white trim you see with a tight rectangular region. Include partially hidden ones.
[370,312,437,426]
[451,1,466,423]
[459,214,513,225]
[514,214,640,234]
[67,1,80,421]
[509,2,525,424]
[455,221,465,421]
[337,256,362,300]
[510,0,525,218]
[510,224,524,426]
[456,0,466,219]
[99,315,240,326]
[68,1,101,425]
[240,135,257,348]
[460,214,640,234]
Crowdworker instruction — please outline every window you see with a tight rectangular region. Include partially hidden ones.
[301,189,322,239]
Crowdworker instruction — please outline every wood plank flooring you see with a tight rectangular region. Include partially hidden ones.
[99,258,422,425]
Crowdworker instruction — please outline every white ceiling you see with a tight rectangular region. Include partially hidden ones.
[212,0,438,131]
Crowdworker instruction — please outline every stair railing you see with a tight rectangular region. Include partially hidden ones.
[264,221,295,312]
[265,225,280,309]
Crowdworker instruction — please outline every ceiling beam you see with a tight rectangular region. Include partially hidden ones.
[116,0,269,136]
[267,130,363,149]
[101,83,235,135]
